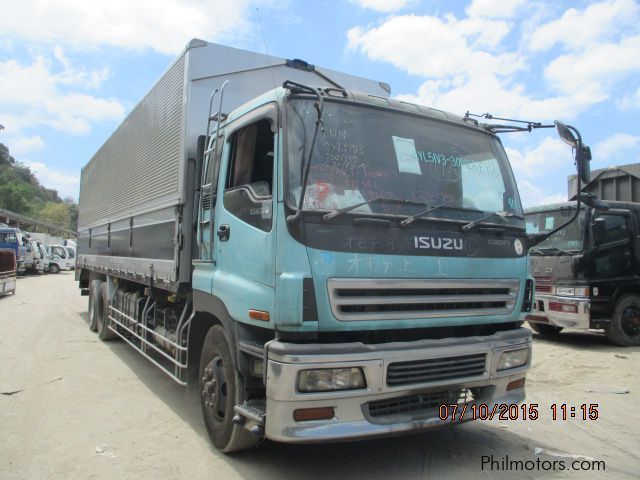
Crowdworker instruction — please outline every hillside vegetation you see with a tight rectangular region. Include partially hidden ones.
[0,143,78,231]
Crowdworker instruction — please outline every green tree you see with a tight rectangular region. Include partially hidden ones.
[64,198,79,231]
[0,181,33,213]
[38,202,71,230]
[0,143,16,166]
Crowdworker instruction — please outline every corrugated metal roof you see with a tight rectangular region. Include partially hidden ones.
[568,162,640,200]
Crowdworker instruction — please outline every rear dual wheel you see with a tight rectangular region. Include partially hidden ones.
[88,279,102,332]
[96,282,117,341]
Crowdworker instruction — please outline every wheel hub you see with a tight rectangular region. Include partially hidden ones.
[202,355,227,421]
[621,305,640,337]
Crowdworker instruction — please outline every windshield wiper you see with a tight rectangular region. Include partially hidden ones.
[461,211,523,232]
[400,203,482,227]
[323,197,427,222]
[285,81,324,221]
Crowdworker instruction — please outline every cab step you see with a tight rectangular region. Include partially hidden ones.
[233,401,266,436]
[237,340,265,358]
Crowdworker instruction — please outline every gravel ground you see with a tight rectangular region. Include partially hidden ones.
[1,273,638,479]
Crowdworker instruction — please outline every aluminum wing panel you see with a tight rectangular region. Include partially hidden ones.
[78,56,186,230]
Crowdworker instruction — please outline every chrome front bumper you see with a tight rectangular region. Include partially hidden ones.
[527,294,591,329]
[264,328,531,443]
[0,275,16,295]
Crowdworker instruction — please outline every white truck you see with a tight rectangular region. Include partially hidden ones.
[27,233,74,273]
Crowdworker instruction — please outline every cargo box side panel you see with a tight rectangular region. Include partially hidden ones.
[78,55,186,231]
[77,206,179,290]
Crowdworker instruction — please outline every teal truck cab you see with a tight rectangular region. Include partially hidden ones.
[77,40,536,453]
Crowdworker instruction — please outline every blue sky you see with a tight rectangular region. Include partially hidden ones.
[0,0,639,207]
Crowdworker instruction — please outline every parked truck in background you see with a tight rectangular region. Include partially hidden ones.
[525,163,640,346]
[73,39,596,452]
[0,225,26,275]
[28,233,74,274]
[23,237,42,274]
[0,248,16,296]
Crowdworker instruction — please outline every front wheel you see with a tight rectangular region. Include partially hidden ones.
[528,322,563,336]
[49,263,60,274]
[199,325,258,453]
[606,294,640,347]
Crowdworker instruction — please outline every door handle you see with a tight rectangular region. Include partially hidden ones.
[217,224,230,241]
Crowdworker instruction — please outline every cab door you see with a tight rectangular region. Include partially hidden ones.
[212,104,278,324]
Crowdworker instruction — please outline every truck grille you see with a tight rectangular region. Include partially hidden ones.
[367,389,471,418]
[327,279,519,321]
[386,353,487,386]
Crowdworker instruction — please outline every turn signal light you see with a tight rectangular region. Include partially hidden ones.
[293,407,335,422]
[548,302,578,313]
[249,309,270,321]
[507,378,526,391]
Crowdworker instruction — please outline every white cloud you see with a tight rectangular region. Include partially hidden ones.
[466,0,525,19]
[347,15,519,79]
[617,86,640,110]
[505,137,571,178]
[544,36,640,99]
[0,54,125,135]
[529,0,639,51]
[5,135,45,156]
[350,0,411,13]
[396,75,589,120]
[0,0,255,55]
[25,161,80,200]
[594,133,640,160]
[348,5,640,120]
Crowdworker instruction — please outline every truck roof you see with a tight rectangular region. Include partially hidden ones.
[222,84,486,137]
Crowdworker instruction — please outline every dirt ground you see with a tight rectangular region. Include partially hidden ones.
[1,273,638,479]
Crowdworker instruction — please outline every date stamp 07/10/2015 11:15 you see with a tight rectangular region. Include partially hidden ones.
[438,403,600,422]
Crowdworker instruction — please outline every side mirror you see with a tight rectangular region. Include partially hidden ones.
[579,192,609,211]
[555,120,578,148]
[555,120,591,185]
[577,144,591,185]
[592,218,607,245]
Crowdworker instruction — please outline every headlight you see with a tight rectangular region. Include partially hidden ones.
[556,286,589,297]
[298,367,366,392]
[497,348,529,371]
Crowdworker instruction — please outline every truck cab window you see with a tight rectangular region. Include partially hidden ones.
[223,119,274,231]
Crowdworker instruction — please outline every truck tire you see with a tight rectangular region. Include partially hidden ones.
[606,294,640,347]
[97,282,118,341]
[88,280,102,332]
[528,322,563,336]
[49,263,60,274]
[199,325,258,453]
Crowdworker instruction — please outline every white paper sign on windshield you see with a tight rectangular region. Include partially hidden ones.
[392,136,421,174]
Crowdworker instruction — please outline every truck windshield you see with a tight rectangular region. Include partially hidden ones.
[285,99,522,219]
[525,208,586,253]
[0,232,18,244]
